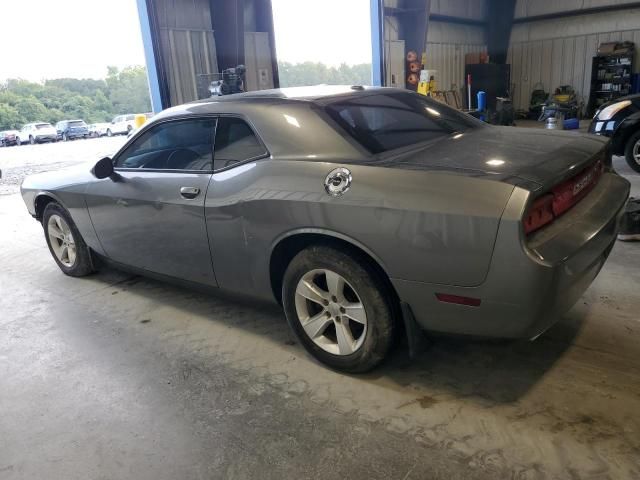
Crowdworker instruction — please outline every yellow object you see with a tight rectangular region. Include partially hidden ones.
[134,114,146,129]
[417,78,437,96]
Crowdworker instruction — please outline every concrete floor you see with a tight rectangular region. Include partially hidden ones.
[1,139,640,479]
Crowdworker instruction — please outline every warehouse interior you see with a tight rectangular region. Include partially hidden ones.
[2,0,640,479]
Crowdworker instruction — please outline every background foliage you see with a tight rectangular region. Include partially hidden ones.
[0,66,152,130]
[0,62,372,130]
[278,62,371,87]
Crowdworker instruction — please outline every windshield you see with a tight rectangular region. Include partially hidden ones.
[36,123,53,130]
[68,121,86,127]
[325,92,479,154]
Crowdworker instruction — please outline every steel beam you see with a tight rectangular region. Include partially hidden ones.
[512,2,640,24]
[135,0,165,112]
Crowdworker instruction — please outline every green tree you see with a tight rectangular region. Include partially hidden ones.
[0,66,152,130]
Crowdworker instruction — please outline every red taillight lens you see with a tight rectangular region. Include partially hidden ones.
[524,159,604,236]
[523,194,554,235]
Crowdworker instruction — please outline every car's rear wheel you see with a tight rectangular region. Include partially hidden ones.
[624,130,640,173]
[282,245,395,372]
[43,202,94,277]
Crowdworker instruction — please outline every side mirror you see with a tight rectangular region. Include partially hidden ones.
[91,157,114,179]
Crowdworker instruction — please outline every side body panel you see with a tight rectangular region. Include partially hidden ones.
[205,159,514,301]
[84,171,217,286]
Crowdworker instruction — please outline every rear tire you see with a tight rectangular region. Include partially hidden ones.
[282,245,395,372]
[42,202,94,277]
[624,130,640,173]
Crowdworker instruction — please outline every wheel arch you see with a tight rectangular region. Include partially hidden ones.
[269,229,400,310]
[613,115,640,155]
[34,192,65,221]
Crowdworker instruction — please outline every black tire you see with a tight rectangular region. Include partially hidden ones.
[624,130,640,173]
[282,245,395,372]
[42,202,94,277]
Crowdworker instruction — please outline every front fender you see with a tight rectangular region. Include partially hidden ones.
[612,113,640,155]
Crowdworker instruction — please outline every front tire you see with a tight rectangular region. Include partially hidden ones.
[624,130,640,173]
[282,245,395,372]
[43,202,94,277]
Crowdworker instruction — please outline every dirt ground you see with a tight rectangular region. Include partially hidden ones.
[1,132,639,479]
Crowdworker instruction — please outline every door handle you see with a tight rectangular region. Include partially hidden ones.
[180,186,201,199]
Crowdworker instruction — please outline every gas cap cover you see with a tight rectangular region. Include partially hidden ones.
[324,168,352,197]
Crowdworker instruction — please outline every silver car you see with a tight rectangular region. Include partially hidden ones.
[20,86,630,372]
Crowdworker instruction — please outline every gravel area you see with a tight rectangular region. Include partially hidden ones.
[0,136,127,195]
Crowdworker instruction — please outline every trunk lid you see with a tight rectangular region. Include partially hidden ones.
[381,126,608,189]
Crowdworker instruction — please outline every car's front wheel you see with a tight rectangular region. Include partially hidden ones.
[282,245,395,372]
[43,202,94,277]
[624,130,640,173]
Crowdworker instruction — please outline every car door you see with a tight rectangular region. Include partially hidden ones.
[85,117,218,286]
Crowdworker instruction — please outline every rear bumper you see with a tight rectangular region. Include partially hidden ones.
[35,134,57,142]
[393,173,630,339]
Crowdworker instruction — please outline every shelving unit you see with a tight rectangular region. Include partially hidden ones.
[587,52,635,117]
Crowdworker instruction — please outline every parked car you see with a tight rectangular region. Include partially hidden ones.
[16,123,57,145]
[56,120,89,141]
[0,130,19,147]
[20,86,630,372]
[107,114,137,136]
[88,123,110,138]
[589,93,640,173]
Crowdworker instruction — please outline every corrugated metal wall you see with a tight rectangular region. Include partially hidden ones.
[425,20,486,93]
[508,4,640,112]
[515,0,640,19]
[155,0,219,105]
[425,42,487,90]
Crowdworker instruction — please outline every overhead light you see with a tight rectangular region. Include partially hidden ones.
[284,114,300,128]
[486,159,505,166]
[425,107,441,116]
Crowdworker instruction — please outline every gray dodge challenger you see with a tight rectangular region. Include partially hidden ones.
[21,86,630,372]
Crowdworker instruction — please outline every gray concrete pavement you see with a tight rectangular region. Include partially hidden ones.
[1,137,639,479]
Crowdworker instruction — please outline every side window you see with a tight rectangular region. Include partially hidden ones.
[115,118,215,171]
[213,117,267,171]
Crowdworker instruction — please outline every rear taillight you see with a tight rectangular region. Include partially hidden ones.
[523,159,604,236]
[523,194,554,235]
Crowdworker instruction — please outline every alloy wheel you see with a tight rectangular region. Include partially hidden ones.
[294,269,368,355]
[634,138,640,166]
[47,214,77,267]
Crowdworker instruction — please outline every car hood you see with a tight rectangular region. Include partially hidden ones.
[375,126,608,190]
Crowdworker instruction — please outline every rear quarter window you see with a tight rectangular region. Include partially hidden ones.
[325,92,478,154]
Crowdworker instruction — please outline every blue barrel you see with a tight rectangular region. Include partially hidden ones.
[477,91,486,111]
[563,118,579,130]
